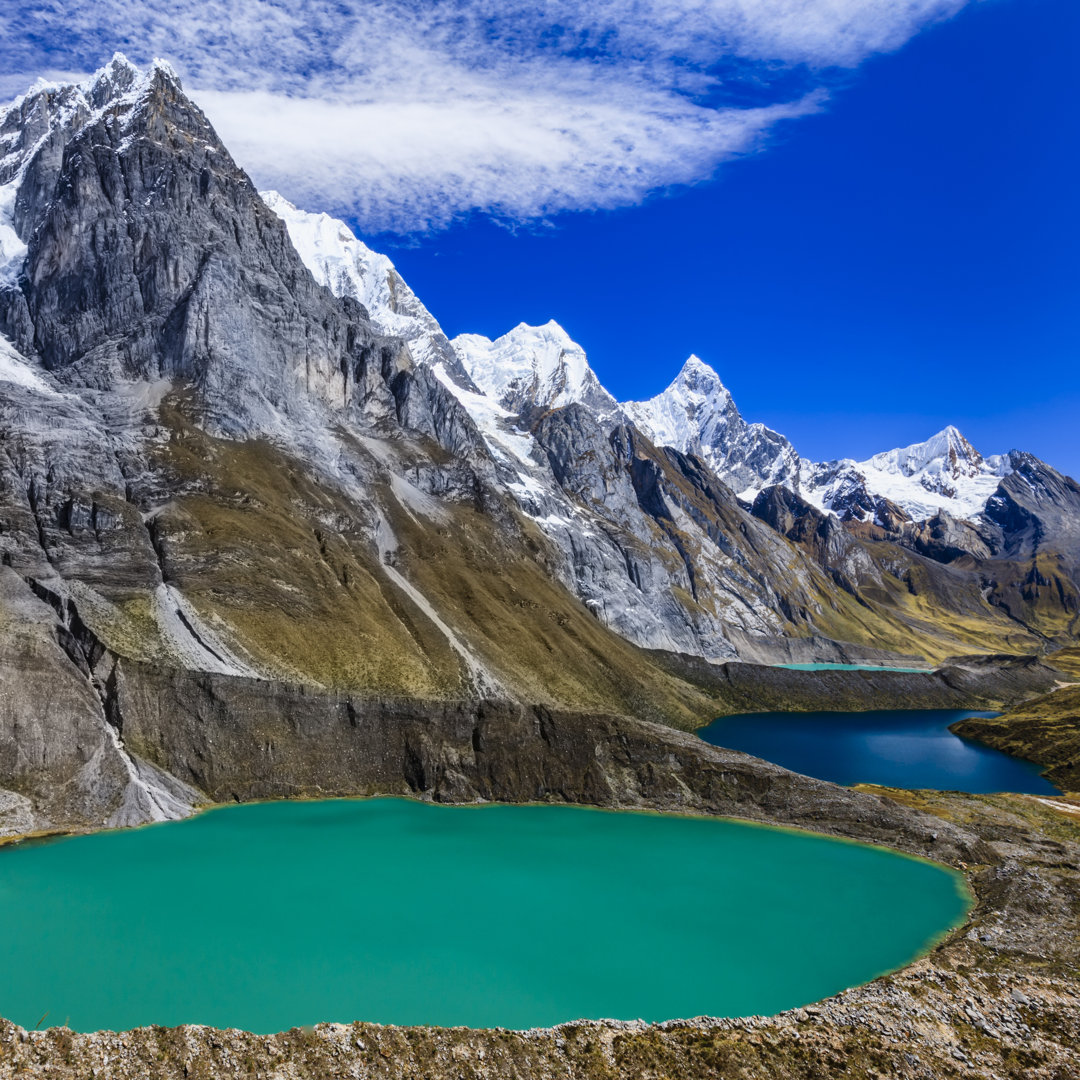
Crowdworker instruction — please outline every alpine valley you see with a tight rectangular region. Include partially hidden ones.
[0,56,1078,1080]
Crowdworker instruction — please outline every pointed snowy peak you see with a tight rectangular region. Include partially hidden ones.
[802,426,1012,523]
[624,355,799,500]
[81,53,143,107]
[452,320,619,416]
[638,354,733,423]
[626,355,736,454]
[2,56,206,291]
[869,425,986,480]
[2,54,184,188]
[1,53,182,122]
[673,354,732,397]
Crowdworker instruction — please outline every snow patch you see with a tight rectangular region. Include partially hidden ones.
[432,361,537,467]
[389,472,448,523]
[0,334,59,394]
[0,178,27,286]
[261,189,454,372]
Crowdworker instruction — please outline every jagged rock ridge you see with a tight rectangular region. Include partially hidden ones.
[269,191,1080,629]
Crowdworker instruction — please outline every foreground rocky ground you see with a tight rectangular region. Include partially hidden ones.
[1,788,1077,1080]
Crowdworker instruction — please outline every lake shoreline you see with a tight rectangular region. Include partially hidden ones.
[1,661,1075,1075]
[0,798,973,1034]
[0,790,1076,1078]
[697,708,1060,794]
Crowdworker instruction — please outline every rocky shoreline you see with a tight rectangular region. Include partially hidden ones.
[661,651,1062,720]
[1,781,1077,1079]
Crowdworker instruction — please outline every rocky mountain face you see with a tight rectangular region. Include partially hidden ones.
[272,192,1080,645]
[0,57,1075,837]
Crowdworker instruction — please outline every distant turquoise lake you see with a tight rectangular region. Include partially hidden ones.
[0,798,969,1033]
[698,709,1057,793]
[773,662,932,672]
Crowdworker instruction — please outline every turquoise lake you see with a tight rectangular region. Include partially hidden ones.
[773,662,932,672]
[698,709,1057,793]
[0,798,969,1033]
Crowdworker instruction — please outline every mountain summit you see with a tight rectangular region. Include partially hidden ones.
[626,356,801,499]
[799,425,1013,524]
[453,321,620,416]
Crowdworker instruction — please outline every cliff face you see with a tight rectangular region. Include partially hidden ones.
[0,550,1059,840]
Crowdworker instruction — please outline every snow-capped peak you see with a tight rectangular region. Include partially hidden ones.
[625,356,800,499]
[226,185,1018,531]
[1,54,179,120]
[801,427,1012,524]
[452,321,619,416]
[869,425,985,480]
[1,55,181,289]
[677,353,728,391]
[626,355,735,453]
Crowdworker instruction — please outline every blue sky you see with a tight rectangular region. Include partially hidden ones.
[372,0,1078,472]
[2,0,1076,473]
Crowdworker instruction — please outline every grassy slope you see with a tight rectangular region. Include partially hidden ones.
[953,685,1080,793]
[64,397,1072,731]
[144,404,720,726]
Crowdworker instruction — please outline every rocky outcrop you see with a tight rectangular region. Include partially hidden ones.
[0,568,200,831]
[906,509,993,564]
[982,453,1080,568]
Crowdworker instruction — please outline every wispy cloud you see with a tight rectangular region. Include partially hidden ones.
[2,0,971,232]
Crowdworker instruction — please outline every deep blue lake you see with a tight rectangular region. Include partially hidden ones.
[697,709,1058,794]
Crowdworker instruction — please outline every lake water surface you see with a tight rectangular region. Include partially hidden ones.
[698,709,1057,793]
[773,662,932,672]
[0,798,969,1033]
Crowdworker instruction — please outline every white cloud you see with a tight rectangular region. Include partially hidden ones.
[2,0,974,232]
[196,86,820,232]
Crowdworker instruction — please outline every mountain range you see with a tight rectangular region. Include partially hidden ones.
[0,56,1076,836]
